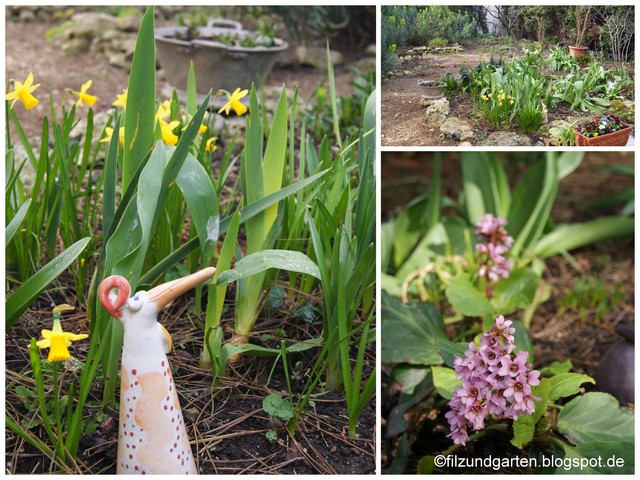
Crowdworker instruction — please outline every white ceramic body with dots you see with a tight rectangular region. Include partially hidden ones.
[99,267,215,475]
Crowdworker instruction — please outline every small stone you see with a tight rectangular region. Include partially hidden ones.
[71,12,120,37]
[296,46,343,69]
[61,37,91,55]
[477,131,531,146]
[440,117,474,141]
[424,97,450,126]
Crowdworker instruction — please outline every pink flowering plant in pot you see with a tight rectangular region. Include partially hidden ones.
[381,152,634,473]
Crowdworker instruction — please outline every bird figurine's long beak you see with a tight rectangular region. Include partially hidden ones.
[147,267,216,311]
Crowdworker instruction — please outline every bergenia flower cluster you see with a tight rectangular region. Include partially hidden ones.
[445,316,540,445]
[475,213,514,281]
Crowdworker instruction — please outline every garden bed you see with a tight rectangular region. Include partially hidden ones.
[382,39,634,147]
[6,288,376,474]
[5,6,376,475]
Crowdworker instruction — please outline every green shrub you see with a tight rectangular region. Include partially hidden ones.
[428,37,448,47]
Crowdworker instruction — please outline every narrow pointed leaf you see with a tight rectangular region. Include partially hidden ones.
[6,237,90,328]
[217,250,320,285]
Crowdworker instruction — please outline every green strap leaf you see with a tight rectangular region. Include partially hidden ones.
[262,87,288,240]
[123,6,156,190]
[533,217,634,258]
[217,250,320,285]
[176,152,219,266]
[6,199,32,247]
[6,237,90,328]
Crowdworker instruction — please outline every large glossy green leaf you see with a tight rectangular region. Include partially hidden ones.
[512,320,534,361]
[391,366,430,395]
[533,217,634,258]
[555,441,634,474]
[510,378,552,448]
[123,6,155,190]
[491,268,539,314]
[381,291,445,365]
[557,392,634,444]
[218,250,320,285]
[548,373,595,401]
[445,274,494,317]
[435,337,468,368]
[6,199,31,247]
[6,237,90,328]
[431,366,460,399]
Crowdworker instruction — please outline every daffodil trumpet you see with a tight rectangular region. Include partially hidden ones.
[99,267,215,474]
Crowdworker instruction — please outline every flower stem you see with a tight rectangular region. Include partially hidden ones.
[52,362,66,463]
[29,339,58,464]
[441,423,509,456]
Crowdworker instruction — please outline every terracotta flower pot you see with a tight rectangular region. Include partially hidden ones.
[574,123,632,146]
[568,45,589,57]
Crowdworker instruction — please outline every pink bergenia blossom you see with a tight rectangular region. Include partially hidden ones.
[446,316,540,445]
[474,213,514,281]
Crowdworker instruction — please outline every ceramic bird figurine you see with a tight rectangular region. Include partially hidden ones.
[98,267,215,475]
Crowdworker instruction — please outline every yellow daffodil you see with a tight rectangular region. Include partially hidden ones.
[218,87,248,116]
[205,136,218,152]
[112,88,127,108]
[36,305,88,362]
[182,117,208,135]
[72,80,97,108]
[155,99,171,122]
[6,72,40,110]
[160,120,180,146]
[100,126,124,147]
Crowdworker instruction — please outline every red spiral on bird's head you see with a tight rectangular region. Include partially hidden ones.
[98,275,130,319]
